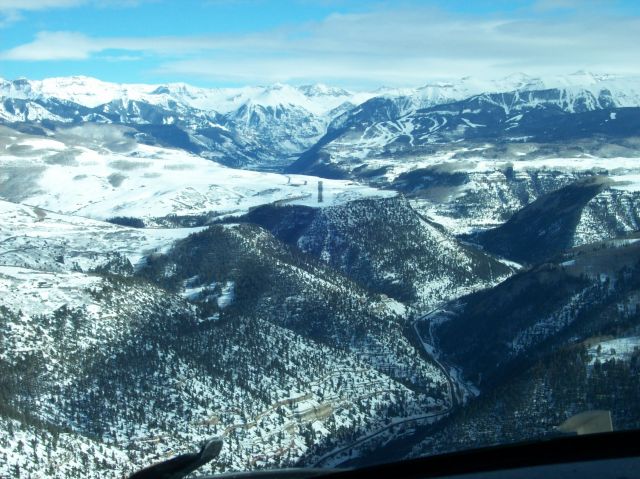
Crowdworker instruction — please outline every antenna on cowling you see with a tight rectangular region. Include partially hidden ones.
[128,437,223,479]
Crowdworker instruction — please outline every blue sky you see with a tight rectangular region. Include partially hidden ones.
[1,0,639,87]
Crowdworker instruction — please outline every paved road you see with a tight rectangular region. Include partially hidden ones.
[312,410,449,467]
[313,308,466,468]
[411,309,461,406]
[313,309,458,467]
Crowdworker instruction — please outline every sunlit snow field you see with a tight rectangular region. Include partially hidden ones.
[0,126,393,223]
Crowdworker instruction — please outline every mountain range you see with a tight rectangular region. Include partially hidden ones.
[1,72,639,477]
[3,71,640,170]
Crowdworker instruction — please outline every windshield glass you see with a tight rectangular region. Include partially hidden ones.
[1,1,639,477]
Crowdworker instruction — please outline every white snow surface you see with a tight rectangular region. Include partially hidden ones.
[0,265,100,317]
[0,199,205,271]
[3,71,639,119]
[0,127,393,223]
[588,336,640,364]
[375,71,640,110]
[0,76,375,116]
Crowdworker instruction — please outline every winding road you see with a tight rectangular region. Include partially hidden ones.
[312,308,463,467]
[312,410,449,467]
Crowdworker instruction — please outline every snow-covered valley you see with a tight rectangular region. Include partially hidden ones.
[1,73,640,477]
[0,122,448,477]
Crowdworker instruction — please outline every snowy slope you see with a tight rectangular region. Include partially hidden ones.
[377,71,640,111]
[0,223,451,478]
[392,153,640,236]
[0,119,455,477]
[3,72,640,170]
[0,125,393,224]
[588,336,640,364]
[2,71,640,476]
[239,196,513,309]
[0,77,378,168]
[416,239,640,390]
[0,76,373,115]
[0,199,205,272]
[0,415,131,479]
[0,272,443,477]
[4,72,638,113]
[287,71,640,182]
[292,94,640,179]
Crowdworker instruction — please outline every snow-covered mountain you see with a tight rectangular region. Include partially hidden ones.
[384,153,640,237]
[0,76,369,114]
[0,220,451,477]
[3,72,640,170]
[0,118,480,477]
[288,83,640,179]
[0,76,377,168]
[279,73,640,249]
[234,196,513,309]
[375,71,640,115]
[473,176,640,263]
[0,124,391,226]
[2,72,640,476]
[404,238,640,462]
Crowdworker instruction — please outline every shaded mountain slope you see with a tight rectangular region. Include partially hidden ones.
[420,239,640,389]
[474,177,640,264]
[230,196,513,308]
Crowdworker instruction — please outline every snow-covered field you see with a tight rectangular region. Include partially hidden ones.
[0,126,393,224]
[0,265,101,317]
[0,199,208,272]
[588,336,640,364]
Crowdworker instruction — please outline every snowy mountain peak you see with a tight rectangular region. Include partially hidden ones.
[0,76,372,116]
[4,73,638,121]
[566,70,618,84]
[3,73,640,168]
[500,72,545,90]
[298,83,352,97]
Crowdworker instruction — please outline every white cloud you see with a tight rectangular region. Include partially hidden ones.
[0,0,149,10]
[2,5,640,86]
[99,54,143,62]
[0,31,221,60]
[532,0,609,11]
[0,0,85,10]
[0,0,84,26]
[2,31,96,60]
[0,0,151,28]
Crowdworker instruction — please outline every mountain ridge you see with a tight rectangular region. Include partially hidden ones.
[2,70,640,477]
[3,72,640,169]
